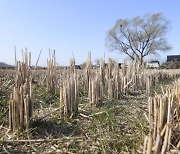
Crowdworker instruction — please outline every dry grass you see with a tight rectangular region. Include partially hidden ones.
[0,90,149,153]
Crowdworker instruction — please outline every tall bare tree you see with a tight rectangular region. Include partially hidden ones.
[106,13,171,64]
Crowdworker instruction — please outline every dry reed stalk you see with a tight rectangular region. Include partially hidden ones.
[108,57,113,79]
[113,61,121,99]
[9,50,33,132]
[100,58,105,85]
[85,52,92,89]
[108,78,113,100]
[146,75,151,95]
[69,57,76,74]
[121,60,127,77]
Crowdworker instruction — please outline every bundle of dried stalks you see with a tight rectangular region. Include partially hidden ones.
[142,82,180,154]
[89,73,103,106]
[107,60,119,100]
[107,78,114,100]
[9,50,33,132]
[85,52,92,88]
[121,60,127,77]
[112,60,121,99]
[47,50,57,94]
[146,75,151,95]
[69,57,76,74]
[107,57,113,79]
[60,58,79,119]
[88,58,105,106]
[99,58,105,86]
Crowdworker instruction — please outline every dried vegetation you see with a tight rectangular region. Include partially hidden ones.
[0,50,180,153]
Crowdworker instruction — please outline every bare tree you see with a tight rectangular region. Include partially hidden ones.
[106,13,171,65]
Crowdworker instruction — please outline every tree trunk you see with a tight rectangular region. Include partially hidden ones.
[140,56,144,65]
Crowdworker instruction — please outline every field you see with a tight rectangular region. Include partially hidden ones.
[0,52,180,153]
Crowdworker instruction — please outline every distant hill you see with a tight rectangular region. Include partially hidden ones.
[0,62,14,68]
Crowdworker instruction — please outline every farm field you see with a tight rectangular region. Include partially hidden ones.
[1,0,180,153]
[0,53,180,153]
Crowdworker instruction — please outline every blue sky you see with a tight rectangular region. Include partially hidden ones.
[0,0,180,66]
